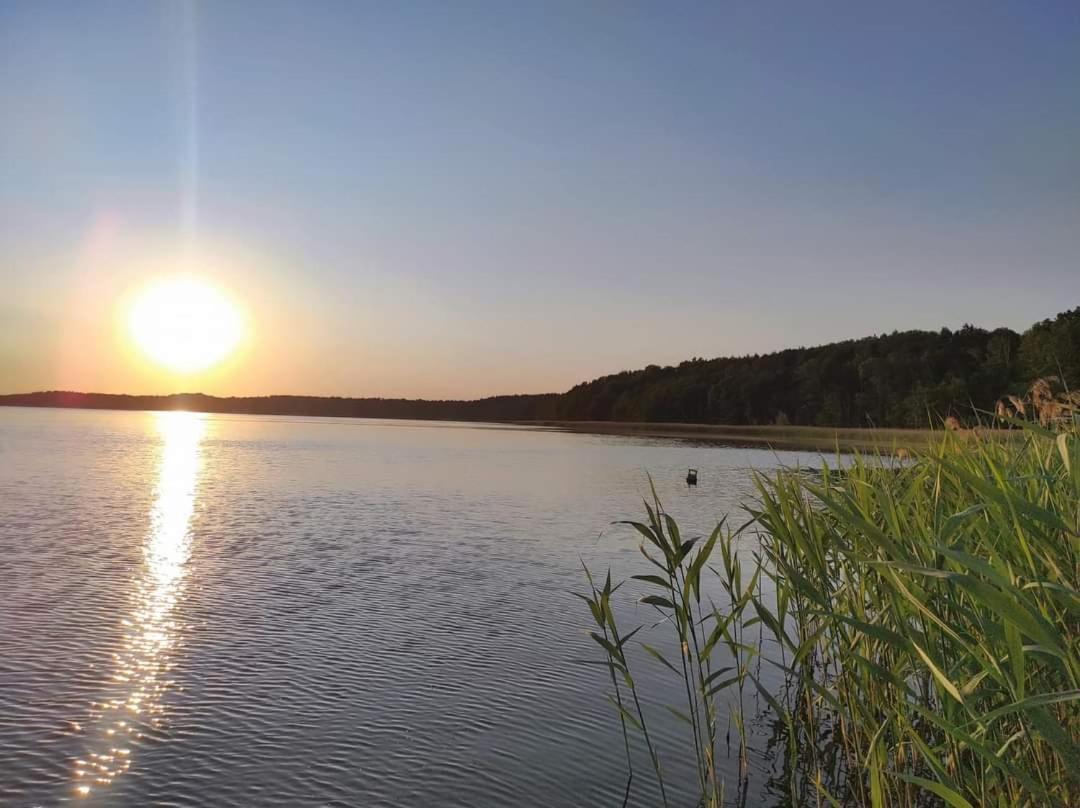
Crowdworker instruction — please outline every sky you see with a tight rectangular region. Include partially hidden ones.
[2,1,1079,399]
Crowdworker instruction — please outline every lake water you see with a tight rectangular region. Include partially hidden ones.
[0,407,827,807]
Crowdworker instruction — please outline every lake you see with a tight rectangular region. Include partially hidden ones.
[0,407,828,807]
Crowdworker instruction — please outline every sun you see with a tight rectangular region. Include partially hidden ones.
[128,277,245,373]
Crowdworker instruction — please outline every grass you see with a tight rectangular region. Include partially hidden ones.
[580,421,1079,806]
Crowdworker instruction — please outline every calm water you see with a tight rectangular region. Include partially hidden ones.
[0,407,826,807]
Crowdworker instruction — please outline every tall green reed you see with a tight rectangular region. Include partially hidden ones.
[580,424,1078,806]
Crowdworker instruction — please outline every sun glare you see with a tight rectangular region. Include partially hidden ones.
[128,278,244,373]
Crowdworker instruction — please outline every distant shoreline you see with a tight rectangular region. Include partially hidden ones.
[3,308,1076,435]
[513,420,935,451]
[0,395,932,452]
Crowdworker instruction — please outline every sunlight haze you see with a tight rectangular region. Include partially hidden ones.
[2,1,1078,398]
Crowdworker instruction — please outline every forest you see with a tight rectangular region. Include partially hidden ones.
[554,306,1079,427]
[3,307,1077,429]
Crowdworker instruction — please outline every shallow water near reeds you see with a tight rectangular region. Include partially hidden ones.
[0,407,828,807]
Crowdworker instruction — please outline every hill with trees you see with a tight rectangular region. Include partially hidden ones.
[3,307,1077,429]
[554,308,1078,427]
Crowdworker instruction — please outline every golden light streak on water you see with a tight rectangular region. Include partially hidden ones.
[73,411,203,798]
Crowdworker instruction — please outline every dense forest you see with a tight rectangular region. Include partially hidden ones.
[554,307,1080,427]
[3,307,1077,429]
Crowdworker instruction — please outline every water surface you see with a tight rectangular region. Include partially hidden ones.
[0,408,825,806]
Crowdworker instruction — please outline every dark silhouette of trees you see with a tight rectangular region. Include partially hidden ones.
[2,308,1076,428]
[0,391,562,422]
[1019,307,1080,386]
[552,310,1070,427]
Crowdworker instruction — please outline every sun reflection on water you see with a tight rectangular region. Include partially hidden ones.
[74,411,204,798]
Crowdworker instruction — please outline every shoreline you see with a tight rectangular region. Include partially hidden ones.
[0,401,948,452]
[513,420,938,451]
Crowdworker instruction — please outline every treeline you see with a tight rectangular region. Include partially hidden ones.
[555,307,1079,427]
[2,308,1076,428]
[0,390,560,422]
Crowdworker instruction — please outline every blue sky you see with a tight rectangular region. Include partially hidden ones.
[2,1,1078,397]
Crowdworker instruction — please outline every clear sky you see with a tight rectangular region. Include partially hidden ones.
[2,1,1078,399]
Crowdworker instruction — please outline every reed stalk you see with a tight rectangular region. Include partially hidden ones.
[579,422,1078,806]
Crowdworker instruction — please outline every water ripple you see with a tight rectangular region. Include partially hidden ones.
[0,408,823,806]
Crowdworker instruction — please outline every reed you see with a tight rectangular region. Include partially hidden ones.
[580,422,1079,806]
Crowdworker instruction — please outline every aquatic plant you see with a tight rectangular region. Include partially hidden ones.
[580,423,1079,806]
